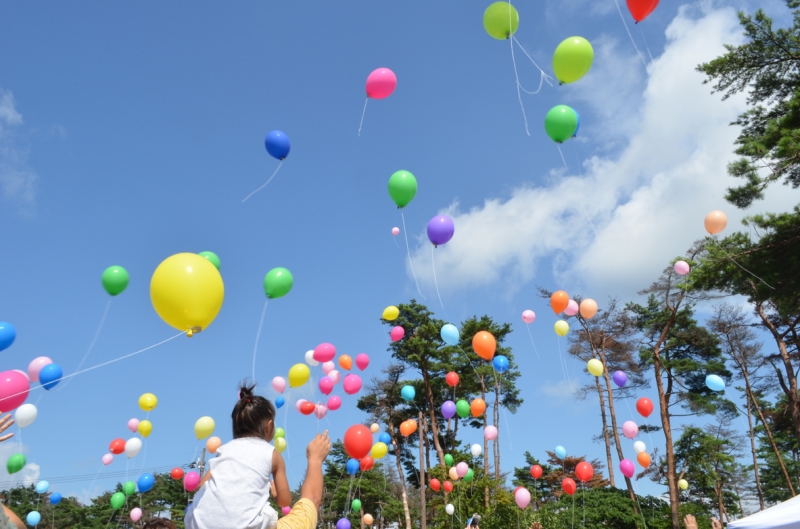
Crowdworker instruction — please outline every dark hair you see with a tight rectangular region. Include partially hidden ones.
[143,519,177,529]
[232,382,276,439]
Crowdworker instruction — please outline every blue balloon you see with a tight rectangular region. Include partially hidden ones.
[441,324,459,346]
[336,518,352,529]
[137,473,155,493]
[346,458,360,476]
[379,432,391,445]
[706,374,725,392]
[49,492,62,506]
[265,130,291,160]
[573,111,581,138]
[400,385,415,401]
[35,480,49,494]
[39,364,63,390]
[0,322,16,352]
[26,511,40,526]
[555,445,567,459]
[492,355,509,373]
[275,396,285,409]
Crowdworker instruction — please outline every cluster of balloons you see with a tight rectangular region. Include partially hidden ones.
[341,424,398,476]
[549,291,599,337]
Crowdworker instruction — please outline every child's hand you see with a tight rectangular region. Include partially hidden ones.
[307,430,331,464]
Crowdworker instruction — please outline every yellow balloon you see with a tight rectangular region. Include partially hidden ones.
[139,393,158,412]
[587,359,604,377]
[678,479,689,490]
[137,420,153,438]
[274,437,287,453]
[382,306,399,321]
[288,363,310,388]
[448,467,459,480]
[150,253,224,333]
[194,416,215,440]
[554,320,569,337]
[371,442,388,460]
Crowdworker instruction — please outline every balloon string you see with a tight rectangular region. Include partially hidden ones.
[556,336,569,384]
[611,0,647,67]
[431,246,449,320]
[242,161,283,203]
[557,145,568,168]
[511,36,555,89]
[59,298,112,392]
[525,325,540,359]
[358,97,369,137]
[572,143,599,240]
[637,24,654,63]
[251,300,269,383]
[400,211,426,301]
[508,29,530,136]
[709,236,776,290]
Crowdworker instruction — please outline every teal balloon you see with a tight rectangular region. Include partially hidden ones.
[123,481,136,497]
[555,445,567,459]
[198,251,221,270]
[101,266,129,296]
[110,492,125,510]
[441,324,459,346]
[544,105,579,143]
[264,267,294,299]
[400,385,416,401]
[26,511,40,526]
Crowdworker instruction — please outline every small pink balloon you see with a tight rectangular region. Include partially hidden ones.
[456,462,469,478]
[27,357,52,383]
[327,395,342,411]
[102,453,114,465]
[391,227,400,236]
[328,370,341,385]
[281,506,291,516]
[522,310,536,324]
[130,508,142,522]
[0,371,29,413]
[484,425,498,440]
[314,403,328,419]
[620,459,635,478]
[366,68,397,99]
[564,300,579,316]
[314,343,336,363]
[515,488,531,509]
[390,326,405,342]
[622,421,639,439]
[11,370,29,381]
[127,418,140,433]
[319,377,334,395]
[184,471,200,491]
[355,353,370,371]
[272,376,287,394]
[295,399,307,413]
[322,361,335,375]
[343,374,362,395]
[674,261,690,275]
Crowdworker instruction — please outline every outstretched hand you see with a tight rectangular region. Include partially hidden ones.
[0,414,15,443]
[307,430,331,464]
[683,515,698,529]
[711,518,722,529]
[530,523,543,529]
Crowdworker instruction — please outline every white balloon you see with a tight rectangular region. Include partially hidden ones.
[470,444,482,457]
[125,437,142,458]
[15,404,37,429]
[305,350,319,367]
[633,441,647,454]
[445,504,455,515]
[328,370,341,385]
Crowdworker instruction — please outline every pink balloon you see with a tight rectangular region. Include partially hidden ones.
[355,353,370,371]
[620,459,635,478]
[674,261,690,275]
[365,68,397,99]
[391,227,400,236]
[127,418,140,433]
[322,361,335,375]
[272,376,287,394]
[11,370,28,381]
[515,487,531,509]
[328,370,341,385]
[295,399,308,413]
[622,421,639,439]
[27,357,52,383]
[343,374,362,395]
[130,508,142,522]
[102,453,114,465]
[184,471,200,491]
[390,326,405,342]
[319,377,334,395]
[0,371,29,413]
[314,403,328,419]
[281,506,291,515]
[314,343,336,363]
[522,310,536,324]
[484,425,498,440]
[327,395,342,411]
[456,462,468,478]
[564,300,579,316]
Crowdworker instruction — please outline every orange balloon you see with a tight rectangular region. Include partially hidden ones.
[339,354,353,371]
[637,452,651,468]
[470,398,487,418]
[363,514,374,525]
[579,299,598,319]
[399,419,417,437]
[206,436,222,454]
[704,210,728,235]
[550,290,569,314]
[472,331,496,361]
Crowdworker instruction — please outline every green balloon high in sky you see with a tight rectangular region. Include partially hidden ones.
[388,170,417,208]
[544,105,579,143]
[483,2,519,40]
[101,266,129,296]
[264,267,294,299]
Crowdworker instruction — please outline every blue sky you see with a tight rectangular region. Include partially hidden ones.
[0,0,796,506]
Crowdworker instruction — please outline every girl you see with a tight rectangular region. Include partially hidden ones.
[185,383,292,529]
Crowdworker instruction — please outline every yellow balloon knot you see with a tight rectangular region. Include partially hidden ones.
[187,330,193,338]
[186,326,202,338]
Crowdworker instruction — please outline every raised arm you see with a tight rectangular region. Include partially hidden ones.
[271,451,292,508]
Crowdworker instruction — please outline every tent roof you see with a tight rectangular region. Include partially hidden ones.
[728,495,800,529]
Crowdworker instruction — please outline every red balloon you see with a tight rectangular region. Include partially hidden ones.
[170,468,185,480]
[359,456,374,471]
[575,462,594,483]
[626,0,659,22]
[443,480,453,492]
[530,465,543,479]
[562,477,577,496]
[300,401,316,415]
[429,478,441,492]
[109,438,125,455]
[636,397,654,418]
[344,425,373,460]
[445,372,459,387]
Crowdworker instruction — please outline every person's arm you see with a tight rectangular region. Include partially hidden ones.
[299,430,331,509]
[2,505,24,529]
[270,451,292,507]
[0,415,15,443]
[198,470,212,488]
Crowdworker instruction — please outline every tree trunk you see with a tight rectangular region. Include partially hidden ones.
[494,377,501,482]
[385,413,413,529]
[593,375,615,488]
[419,411,427,529]
[746,398,765,509]
[652,323,680,529]
[422,369,446,467]
[481,375,489,510]
[748,384,796,495]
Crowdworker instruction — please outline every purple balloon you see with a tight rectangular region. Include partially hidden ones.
[427,215,455,247]
[336,519,352,529]
[441,400,456,420]
[612,370,627,388]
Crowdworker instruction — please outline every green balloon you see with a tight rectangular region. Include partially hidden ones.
[544,105,579,144]
[198,251,221,270]
[274,427,285,439]
[101,266,129,296]
[552,36,594,84]
[483,2,519,40]
[351,498,362,512]
[264,267,294,299]
[387,170,417,209]
[123,481,136,497]
[110,492,126,510]
[6,454,25,475]
[464,468,474,482]
[456,400,470,419]
[444,454,454,466]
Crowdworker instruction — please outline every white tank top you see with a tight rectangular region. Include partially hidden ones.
[186,437,278,529]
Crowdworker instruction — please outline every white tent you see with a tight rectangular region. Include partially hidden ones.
[728,495,800,529]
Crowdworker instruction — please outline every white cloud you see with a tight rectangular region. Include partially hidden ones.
[408,4,797,302]
[0,89,37,211]
[0,442,40,487]
[0,92,22,131]
[540,379,579,400]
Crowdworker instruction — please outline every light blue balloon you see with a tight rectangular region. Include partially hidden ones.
[49,492,62,506]
[441,324,459,346]
[346,459,359,476]
[35,480,49,494]
[400,385,416,401]
[555,446,566,459]
[26,511,41,526]
[705,374,725,392]
[275,396,285,409]
[379,432,391,444]
[492,355,509,373]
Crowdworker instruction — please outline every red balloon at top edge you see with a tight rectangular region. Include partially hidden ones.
[562,477,577,496]
[170,468,185,480]
[445,372,459,387]
[530,465,543,479]
[575,462,594,482]
[344,424,373,460]
[636,397,654,418]
[626,0,659,22]
[109,438,126,455]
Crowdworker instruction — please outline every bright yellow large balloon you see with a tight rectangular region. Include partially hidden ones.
[587,359,604,377]
[554,320,570,337]
[139,393,158,412]
[382,306,400,321]
[371,442,388,460]
[194,416,215,440]
[137,420,153,438]
[288,364,310,388]
[150,253,224,334]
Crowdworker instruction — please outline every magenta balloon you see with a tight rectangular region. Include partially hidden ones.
[319,377,334,396]
[441,400,456,419]
[390,326,405,342]
[522,310,536,324]
[564,300,579,316]
[427,215,455,247]
[184,471,200,491]
[127,418,140,433]
[281,506,291,515]
[622,421,639,439]
[365,68,397,99]
[620,459,635,478]
[327,395,342,411]
[314,343,336,363]
[0,371,29,413]
[11,370,28,381]
[343,374,362,395]
[355,353,370,371]
[271,376,287,394]
[27,357,52,383]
